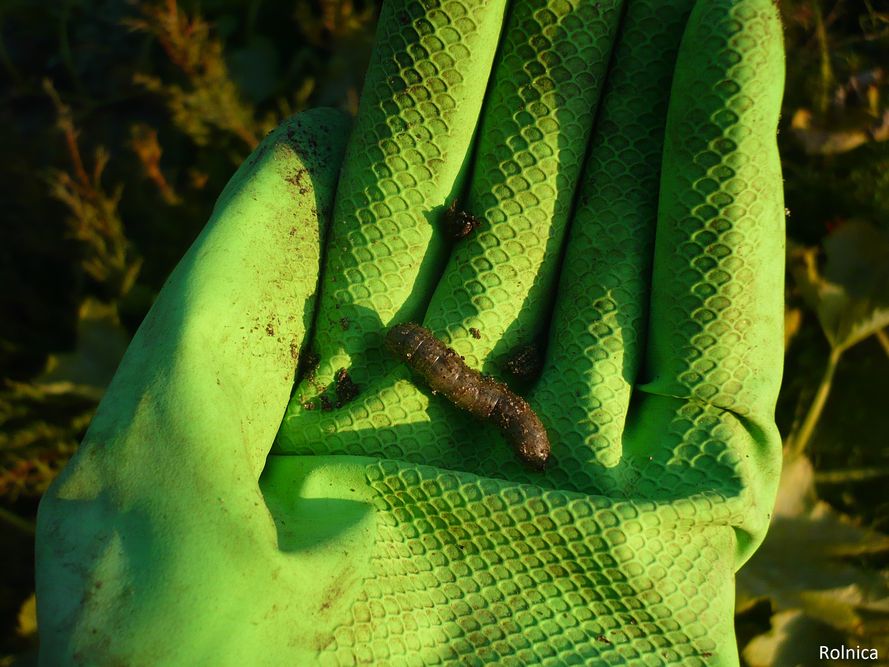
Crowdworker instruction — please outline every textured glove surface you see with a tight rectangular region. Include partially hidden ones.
[36,0,785,665]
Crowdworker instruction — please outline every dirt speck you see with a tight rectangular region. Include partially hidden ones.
[266,323,275,336]
[339,317,351,331]
[503,344,543,381]
[469,327,481,339]
[299,350,320,382]
[442,200,481,240]
[286,168,310,195]
[334,368,359,406]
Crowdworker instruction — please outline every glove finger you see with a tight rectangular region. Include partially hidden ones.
[293,0,510,403]
[639,0,785,423]
[49,108,347,484]
[623,0,785,566]
[421,0,625,376]
[529,0,697,487]
[36,110,350,663]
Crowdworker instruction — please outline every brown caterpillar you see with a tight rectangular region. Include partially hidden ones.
[386,323,550,470]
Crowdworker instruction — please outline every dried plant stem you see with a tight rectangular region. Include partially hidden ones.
[127,0,260,149]
[0,506,35,536]
[787,346,843,459]
[815,466,889,484]
[813,0,835,115]
[130,125,181,205]
[876,328,889,358]
[44,79,91,188]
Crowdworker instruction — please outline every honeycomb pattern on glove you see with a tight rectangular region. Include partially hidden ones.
[530,0,696,473]
[643,0,785,423]
[319,461,741,666]
[280,372,766,537]
[281,0,626,463]
[423,0,623,371]
[278,0,783,527]
[292,0,508,398]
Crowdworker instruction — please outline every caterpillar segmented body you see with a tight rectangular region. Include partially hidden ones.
[386,323,550,470]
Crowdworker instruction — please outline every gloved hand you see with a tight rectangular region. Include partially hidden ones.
[36,0,785,664]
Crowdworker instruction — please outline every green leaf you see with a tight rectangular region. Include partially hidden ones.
[737,456,889,639]
[791,107,889,156]
[790,221,889,351]
[742,610,844,667]
[38,298,130,390]
[15,594,36,639]
[0,298,127,500]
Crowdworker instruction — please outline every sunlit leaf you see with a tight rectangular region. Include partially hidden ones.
[791,108,889,155]
[0,299,126,500]
[38,299,130,390]
[784,306,803,350]
[790,221,889,351]
[15,594,36,639]
[742,610,844,667]
[737,456,889,638]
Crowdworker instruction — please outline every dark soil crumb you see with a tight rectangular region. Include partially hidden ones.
[339,317,351,331]
[469,327,481,339]
[319,395,334,412]
[287,168,310,195]
[266,323,275,336]
[334,368,359,406]
[302,400,316,411]
[503,344,543,381]
[299,350,320,382]
[442,200,481,240]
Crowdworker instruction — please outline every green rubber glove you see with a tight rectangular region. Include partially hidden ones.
[36,0,785,664]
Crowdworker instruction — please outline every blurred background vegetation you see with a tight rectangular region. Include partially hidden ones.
[0,0,887,664]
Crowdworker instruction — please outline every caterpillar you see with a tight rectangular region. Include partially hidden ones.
[386,323,550,470]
